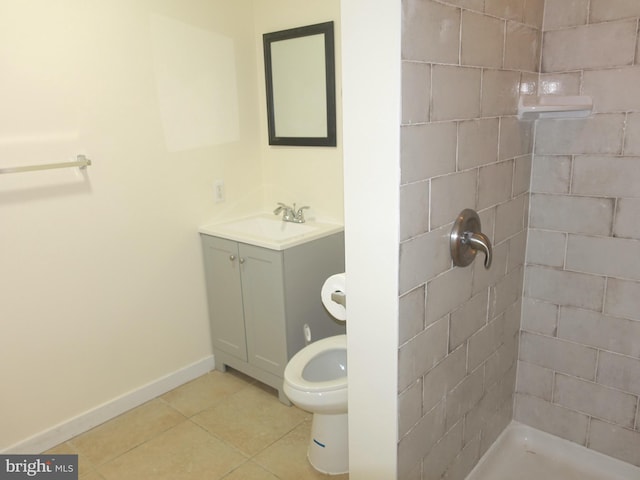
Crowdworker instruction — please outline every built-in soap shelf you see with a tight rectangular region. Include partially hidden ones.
[517,95,593,120]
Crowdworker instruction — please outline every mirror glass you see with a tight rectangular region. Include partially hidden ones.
[263,22,336,147]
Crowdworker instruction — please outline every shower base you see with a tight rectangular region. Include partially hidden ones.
[466,422,640,480]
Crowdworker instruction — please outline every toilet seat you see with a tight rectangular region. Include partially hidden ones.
[284,335,347,393]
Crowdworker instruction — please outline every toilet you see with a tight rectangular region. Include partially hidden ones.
[283,334,348,474]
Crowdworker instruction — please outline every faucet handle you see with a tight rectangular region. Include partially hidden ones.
[274,202,309,222]
[274,202,291,215]
[294,205,310,222]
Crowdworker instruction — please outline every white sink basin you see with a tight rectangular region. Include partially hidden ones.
[223,216,317,240]
[199,214,343,250]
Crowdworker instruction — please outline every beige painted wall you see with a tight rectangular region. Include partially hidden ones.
[253,0,344,224]
[0,0,342,451]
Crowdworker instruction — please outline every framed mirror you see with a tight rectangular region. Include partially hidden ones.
[263,21,336,147]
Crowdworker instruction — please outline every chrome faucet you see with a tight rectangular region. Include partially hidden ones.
[273,202,310,223]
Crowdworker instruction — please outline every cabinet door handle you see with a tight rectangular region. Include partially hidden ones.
[239,257,246,264]
[229,255,236,261]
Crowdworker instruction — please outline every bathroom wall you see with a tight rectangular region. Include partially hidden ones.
[0,0,263,452]
[0,0,261,451]
[515,0,640,467]
[341,1,401,476]
[0,0,341,453]
[254,0,344,224]
[397,0,543,477]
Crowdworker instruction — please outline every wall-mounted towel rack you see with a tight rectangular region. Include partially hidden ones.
[0,154,91,175]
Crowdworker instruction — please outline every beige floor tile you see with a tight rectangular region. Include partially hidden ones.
[71,398,185,465]
[79,471,106,480]
[47,372,334,479]
[254,420,349,480]
[161,370,252,417]
[45,441,95,477]
[221,461,280,480]
[97,420,247,480]
[192,384,308,456]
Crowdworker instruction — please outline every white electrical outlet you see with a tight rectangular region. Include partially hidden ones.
[214,180,225,203]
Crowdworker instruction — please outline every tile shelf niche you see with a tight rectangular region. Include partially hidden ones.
[517,95,593,120]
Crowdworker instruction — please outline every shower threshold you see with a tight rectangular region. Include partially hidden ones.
[466,422,640,480]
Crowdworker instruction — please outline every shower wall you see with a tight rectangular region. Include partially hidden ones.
[515,0,640,467]
[398,0,542,478]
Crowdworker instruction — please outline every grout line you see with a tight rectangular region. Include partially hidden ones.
[611,198,619,237]
[585,415,592,448]
[502,18,507,70]
[567,154,575,195]
[455,121,460,173]
[429,62,434,124]
[621,112,629,156]
[458,6,463,67]
[634,19,640,66]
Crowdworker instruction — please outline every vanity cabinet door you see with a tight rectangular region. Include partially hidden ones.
[239,244,287,377]
[201,235,247,362]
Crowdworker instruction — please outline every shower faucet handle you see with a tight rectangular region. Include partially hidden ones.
[463,231,492,269]
[450,209,493,269]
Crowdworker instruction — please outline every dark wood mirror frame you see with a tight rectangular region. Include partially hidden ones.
[263,21,337,147]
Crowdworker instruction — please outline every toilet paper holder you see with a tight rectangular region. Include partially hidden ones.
[450,209,493,269]
[330,291,347,308]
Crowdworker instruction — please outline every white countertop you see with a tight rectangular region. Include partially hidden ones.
[199,214,344,250]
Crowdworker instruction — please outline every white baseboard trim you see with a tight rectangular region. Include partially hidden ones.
[3,355,215,454]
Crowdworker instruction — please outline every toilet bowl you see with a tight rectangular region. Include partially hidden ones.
[284,334,348,474]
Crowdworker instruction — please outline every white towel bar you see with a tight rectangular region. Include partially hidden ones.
[0,155,91,175]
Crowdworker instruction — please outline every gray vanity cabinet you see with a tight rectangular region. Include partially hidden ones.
[200,232,345,404]
[200,237,286,372]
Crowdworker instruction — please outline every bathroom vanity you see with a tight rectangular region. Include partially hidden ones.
[199,215,345,404]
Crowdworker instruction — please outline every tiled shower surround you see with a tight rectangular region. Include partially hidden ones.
[398,0,540,478]
[515,0,640,469]
[398,0,640,478]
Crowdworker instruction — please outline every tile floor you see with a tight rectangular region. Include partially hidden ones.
[46,369,349,479]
